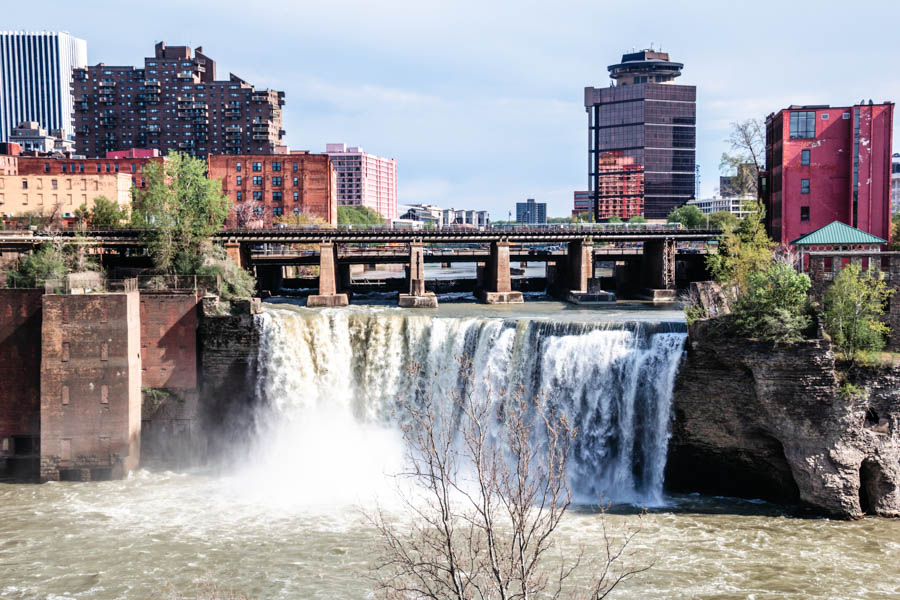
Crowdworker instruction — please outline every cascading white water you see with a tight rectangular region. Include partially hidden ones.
[249,306,686,506]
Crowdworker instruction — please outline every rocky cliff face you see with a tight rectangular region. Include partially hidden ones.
[667,320,900,518]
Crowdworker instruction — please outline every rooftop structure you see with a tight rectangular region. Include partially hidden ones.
[8,121,74,154]
[607,49,684,85]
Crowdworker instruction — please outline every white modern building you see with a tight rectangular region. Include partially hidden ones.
[687,195,754,218]
[325,143,398,220]
[0,31,87,142]
[442,208,489,229]
[399,203,442,226]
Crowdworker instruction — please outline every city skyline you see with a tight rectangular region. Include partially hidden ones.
[5,0,900,218]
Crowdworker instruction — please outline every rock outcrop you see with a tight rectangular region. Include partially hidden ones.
[667,320,900,518]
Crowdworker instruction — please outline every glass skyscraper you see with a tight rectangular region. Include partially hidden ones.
[584,50,696,220]
[0,31,87,142]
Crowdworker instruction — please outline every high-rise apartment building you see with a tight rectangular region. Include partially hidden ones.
[585,49,696,220]
[0,31,87,142]
[516,198,546,224]
[763,103,894,245]
[325,143,397,220]
[72,42,284,158]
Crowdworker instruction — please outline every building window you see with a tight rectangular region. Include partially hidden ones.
[51,180,58,190]
[252,176,262,186]
[801,179,810,194]
[273,207,283,216]
[101,385,109,405]
[272,162,281,172]
[293,162,298,171]
[272,177,282,186]
[800,206,810,222]
[293,207,300,215]
[62,342,70,362]
[253,206,263,216]
[801,149,810,166]
[44,163,50,173]
[293,191,299,202]
[236,175,242,185]
[252,162,262,172]
[273,192,282,202]
[236,191,243,202]
[21,180,27,189]
[292,177,298,186]
[61,386,69,406]
[235,161,241,172]
[101,342,109,361]
[789,111,816,139]
[253,191,262,201]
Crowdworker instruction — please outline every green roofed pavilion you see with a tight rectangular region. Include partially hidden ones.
[791,221,886,273]
[790,220,887,247]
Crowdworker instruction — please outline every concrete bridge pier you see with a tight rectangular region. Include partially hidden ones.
[564,240,612,303]
[307,242,349,307]
[399,243,438,308]
[478,241,523,304]
[224,242,251,270]
[641,239,677,301]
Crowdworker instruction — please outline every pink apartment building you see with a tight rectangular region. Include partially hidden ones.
[325,143,397,220]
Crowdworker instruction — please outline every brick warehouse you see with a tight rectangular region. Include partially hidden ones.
[208,153,337,227]
[764,102,894,246]
[72,42,284,158]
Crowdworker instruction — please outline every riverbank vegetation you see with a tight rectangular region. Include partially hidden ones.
[824,264,894,363]
[338,205,384,225]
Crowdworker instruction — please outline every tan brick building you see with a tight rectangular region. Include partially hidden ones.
[0,173,131,218]
[208,152,337,227]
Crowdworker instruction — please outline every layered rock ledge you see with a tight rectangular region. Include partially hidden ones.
[667,319,900,518]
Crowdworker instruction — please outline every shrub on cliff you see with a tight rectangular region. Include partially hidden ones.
[706,200,775,295]
[5,244,68,288]
[824,264,894,361]
[731,259,812,343]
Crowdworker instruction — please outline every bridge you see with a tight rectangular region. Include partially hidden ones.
[0,225,720,307]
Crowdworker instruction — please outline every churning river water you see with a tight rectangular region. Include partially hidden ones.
[2,301,899,599]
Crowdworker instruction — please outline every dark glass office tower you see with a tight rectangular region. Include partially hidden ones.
[585,50,696,220]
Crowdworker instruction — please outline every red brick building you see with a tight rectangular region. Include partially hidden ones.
[764,103,894,246]
[15,151,165,189]
[72,42,284,158]
[208,152,337,227]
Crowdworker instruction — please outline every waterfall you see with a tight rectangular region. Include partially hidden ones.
[250,306,686,506]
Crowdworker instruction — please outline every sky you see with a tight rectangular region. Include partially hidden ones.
[8,0,900,218]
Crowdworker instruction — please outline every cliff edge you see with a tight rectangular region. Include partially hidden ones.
[667,319,900,518]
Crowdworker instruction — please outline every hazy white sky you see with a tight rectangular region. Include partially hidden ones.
[9,0,900,217]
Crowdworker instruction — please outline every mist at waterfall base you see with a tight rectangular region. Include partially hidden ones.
[231,305,687,509]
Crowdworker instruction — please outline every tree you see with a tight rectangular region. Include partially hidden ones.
[338,205,384,225]
[666,205,706,229]
[370,359,651,600]
[89,195,129,228]
[708,210,739,232]
[606,216,623,224]
[5,243,68,288]
[131,153,229,274]
[890,213,900,251]
[824,264,894,361]
[273,212,328,227]
[731,258,811,343]
[719,119,764,198]
[706,200,775,294]
[627,214,647,224]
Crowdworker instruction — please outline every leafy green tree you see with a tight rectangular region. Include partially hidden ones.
[732,259,812,343]
[627,214,647,224]
[824,264,894,360]
[131,153,229,274]
[606,215,623,224]
[89,195,129,228]
[667,205,707,229]
[708,210,739,232]
[890,213,900,251]
[5,244,68,288]
[337,205,384,225]
[706,200,775,294]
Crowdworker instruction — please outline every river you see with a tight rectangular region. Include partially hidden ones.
[2,301,899,599]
